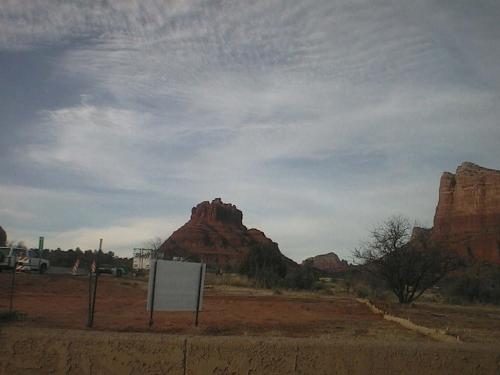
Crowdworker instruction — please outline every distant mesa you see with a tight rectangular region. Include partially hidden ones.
[302,252,349,274]
[413,162,500,264]
[160,198,297,270]
[0,226,6,247]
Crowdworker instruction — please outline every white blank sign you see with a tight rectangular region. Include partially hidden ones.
[147,260,206,311]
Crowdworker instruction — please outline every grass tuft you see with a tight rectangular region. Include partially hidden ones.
[0,310,25,323]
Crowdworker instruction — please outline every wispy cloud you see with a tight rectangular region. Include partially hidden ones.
[1,0,499,260]
[29,105,157,190]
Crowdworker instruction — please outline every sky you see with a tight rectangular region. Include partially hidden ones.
[0,0,499,262]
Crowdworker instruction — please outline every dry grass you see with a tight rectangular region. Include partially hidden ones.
[205,273,256,288]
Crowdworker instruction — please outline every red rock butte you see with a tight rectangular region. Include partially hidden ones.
[302,252,349,274]
[416,162,500,264]
[160,198,295,270]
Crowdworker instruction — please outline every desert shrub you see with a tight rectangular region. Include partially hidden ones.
[227,274,255,287]
[240,244,325,291]
[441,264,500,305]
[355,216,460,304]
[206,273,255,288]
[253,267,285,289]
[351,281,393,300]
[353,283,371,298]
[341,266,392,300]
[312,281,334,295]
[0,310,25,323]
[240,243,287,288]
[39,248,132,270]
[284,266,317,290]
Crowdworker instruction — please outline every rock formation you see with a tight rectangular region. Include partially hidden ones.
[0,226,6,247]
[415,162,500,264]
[302,252,349,274]
[160,198,296,270]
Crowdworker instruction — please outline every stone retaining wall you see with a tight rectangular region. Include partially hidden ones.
[1,327,498,374]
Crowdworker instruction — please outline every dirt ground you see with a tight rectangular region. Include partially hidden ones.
[0,272,422,341]
[3,272,500,375]
[1,272,498,345]
[374,299,500,344]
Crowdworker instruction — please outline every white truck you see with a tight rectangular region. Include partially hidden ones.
[0,247,23,271]
[16,249,50,273]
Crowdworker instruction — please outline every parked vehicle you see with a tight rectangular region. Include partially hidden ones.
[16,249,50,273]
[0,247,23,271]
[133,248,153,271]
[97,265,126,277]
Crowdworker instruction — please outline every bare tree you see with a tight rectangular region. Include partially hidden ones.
[354,215,460,304]
[145,237,164,260]
[7,240,27,249]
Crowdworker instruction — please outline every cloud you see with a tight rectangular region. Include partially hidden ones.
[28,105,157,190]
[0,183,91,244]
[45,216,184,256]
[0,208,35,221]
[0,0,195,50]
[1,0,499,261]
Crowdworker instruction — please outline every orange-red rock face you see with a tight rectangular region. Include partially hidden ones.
[302,252,349,274]
[160,198,295,269]
[431,162,500,264]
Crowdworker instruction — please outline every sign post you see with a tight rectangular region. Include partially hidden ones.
[38,236,44,251]
[9,265,16,314]
[86,238,102,328]
[195,263,204,327]
[86,264,92,327]
[148,259,158,328]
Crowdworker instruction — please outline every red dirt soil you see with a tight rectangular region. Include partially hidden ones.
[0,273,423,341]
[373,299,500,344]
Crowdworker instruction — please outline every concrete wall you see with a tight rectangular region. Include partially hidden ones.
[1,327,499,375]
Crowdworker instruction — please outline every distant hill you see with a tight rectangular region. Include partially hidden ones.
[160,198,297,270]
[302,252,349,274]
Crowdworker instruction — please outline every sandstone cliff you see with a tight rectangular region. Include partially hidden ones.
[417,162,500,264]
[0,226,6,247]
[160,198,296,269]
[302,252,349,274]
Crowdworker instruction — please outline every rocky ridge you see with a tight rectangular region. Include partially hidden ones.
[160,198,296,269]
[415,162,500,264]
[302,252,349,274]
